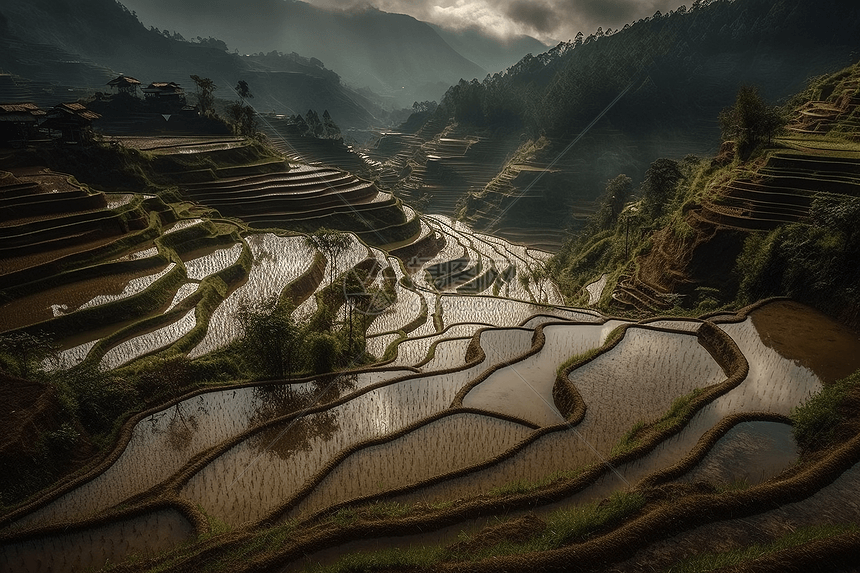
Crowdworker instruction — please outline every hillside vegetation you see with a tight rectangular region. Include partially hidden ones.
[374,0,860,248]
[552,60,860,328]
[2,89,860,570]
[0,0,385,129]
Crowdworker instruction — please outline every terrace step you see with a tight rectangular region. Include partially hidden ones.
[696,202,796,231]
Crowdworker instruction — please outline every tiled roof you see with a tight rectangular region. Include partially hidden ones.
[107,75,141,87]
[52,103,101,121]
[0,102,46,119]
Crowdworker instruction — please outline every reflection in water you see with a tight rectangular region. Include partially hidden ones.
[0,509,194,573]
[247,375,358,459]
[146,400,208,452]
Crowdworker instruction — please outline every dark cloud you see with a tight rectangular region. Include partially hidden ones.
[557,0,679,35]
[506,0,557,34]
[122,0,690,45]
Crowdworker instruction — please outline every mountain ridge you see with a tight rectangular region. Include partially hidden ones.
[0,0,387,129]
[114,0,493,107]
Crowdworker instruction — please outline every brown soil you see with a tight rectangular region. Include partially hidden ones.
[751,300,860,384]
[0,234,132,276]
[10,167,85,194]
[635,214,747,298]
[0,269,156,333]
[0,372,56,456]
[444,513,546,557]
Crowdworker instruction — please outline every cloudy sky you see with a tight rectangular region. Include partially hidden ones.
[306,0,690,43]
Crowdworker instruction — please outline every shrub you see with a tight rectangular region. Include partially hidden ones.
[63,364,139,435]
[792,370,860,452]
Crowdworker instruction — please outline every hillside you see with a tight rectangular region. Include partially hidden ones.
[4,4,860,573]
[1,128,860,572]
[0,0,385,129]
[367,0,860,248]
[113,0,489,108]
[428,24,549,76]
[553,61,860,329]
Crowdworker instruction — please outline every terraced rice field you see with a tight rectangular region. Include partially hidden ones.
[3,138,860,572]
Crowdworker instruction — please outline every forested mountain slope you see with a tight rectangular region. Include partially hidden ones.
[552,60,860,328]
[0,0,384,129]
[377,0,860,249]
[112,0,489,107]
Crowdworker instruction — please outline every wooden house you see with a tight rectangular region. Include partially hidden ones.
[142,82,184,101]
[40,102,101,143]
[107,75,142,97]
[0,102,46,146]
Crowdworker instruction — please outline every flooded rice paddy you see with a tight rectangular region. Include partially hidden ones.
[2,208,854,572]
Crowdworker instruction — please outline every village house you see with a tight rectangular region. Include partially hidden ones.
[106,74,142,97]
[40,102,101,143]
[0,102,46,147]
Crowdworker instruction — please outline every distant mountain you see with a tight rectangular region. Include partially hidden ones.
[390,0,860,248]
[115,0,487,107]
[429,24,549,76]
[0,0,385,129]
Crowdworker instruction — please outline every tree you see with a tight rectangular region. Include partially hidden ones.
[322,110,342,140]
[190,75,216,115]
[528,262,550,303]
[640,158,683,220]
[304,228,352,291]
[241,105,257,137]
[236,80,253,102]
[719,85,784,159]
[228,81,257,136]
[238,297,302,379]
[0,332,57,379]
[594,174,633,230]
[305,109,324,138]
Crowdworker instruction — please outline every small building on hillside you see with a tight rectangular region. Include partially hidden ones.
[0,102,46,147]
[142,82,184,101]
[40,102,101,143]
[107,75,142,97]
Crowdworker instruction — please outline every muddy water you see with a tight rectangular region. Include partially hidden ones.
[182,242,243,280]
[180,328,536,525]
[366,333,400,359]
[463,322,625,426]
[681,421,797,486]
[100,308,197,369]
[189,233,314,358]
[0,509,193,573]
[396,327,724,505]
[181,370,488,525]
[289,413,534,519]
[10,381,329,530]
[419,337,473,371]
[365,281,424,336]
[538,318,824,508]
[439,295,599,329]
[0,264,166,333]
[390,323,494,368]
[750,300,860,383]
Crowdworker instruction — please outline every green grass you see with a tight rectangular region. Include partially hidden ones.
[310,491,645,573]
[650,388,703,434]
[455,491,645,561]
[486,468,584,497]
[670,524,859,573]
[611,420,646,457]
[305,545,444,573]
[556,347,602,377]
[791,369,860,453]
